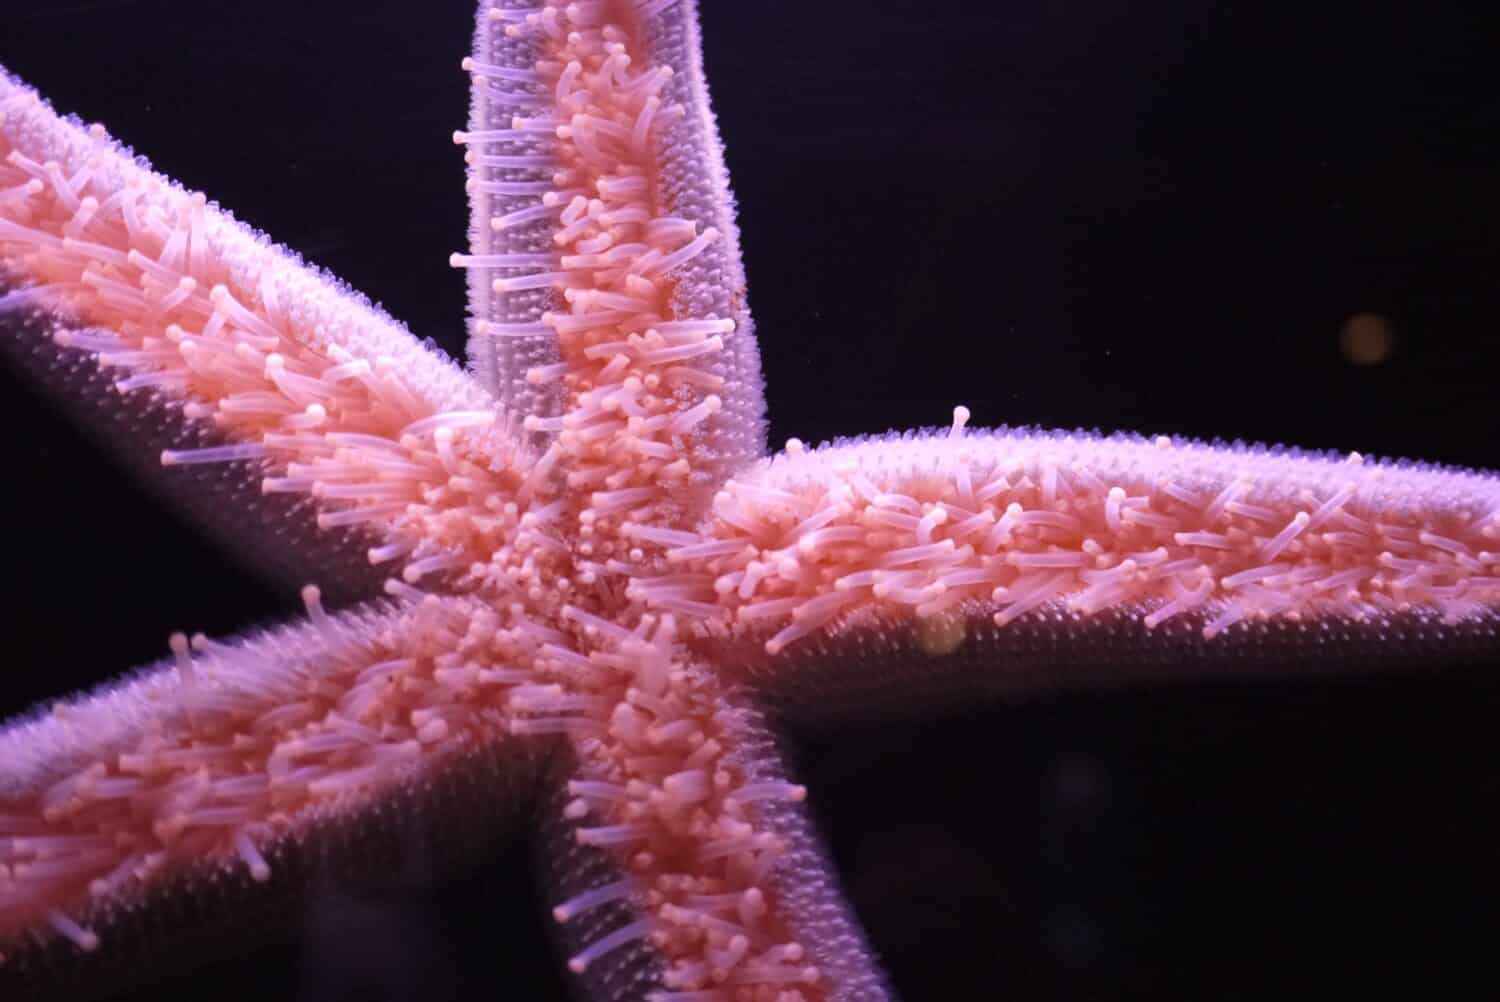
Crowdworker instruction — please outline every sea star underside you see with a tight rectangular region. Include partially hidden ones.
[1,2,1497,1001]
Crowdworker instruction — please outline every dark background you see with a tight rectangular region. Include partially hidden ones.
[2,1,1498,999]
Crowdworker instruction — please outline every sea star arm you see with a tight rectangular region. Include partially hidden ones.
[456,0,766,485]
[533,690,891,1002]
[0,69,543,601]
[657,420,1500,706]
[0,591,560,996]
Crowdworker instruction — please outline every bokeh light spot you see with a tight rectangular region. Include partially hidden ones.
[1338,312,1396,366]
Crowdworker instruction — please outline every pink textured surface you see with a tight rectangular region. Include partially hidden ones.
[0,1,1494,1002]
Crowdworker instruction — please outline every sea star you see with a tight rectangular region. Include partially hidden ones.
[2,1,1500,1002]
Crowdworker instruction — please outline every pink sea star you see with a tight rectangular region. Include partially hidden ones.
[2,1,1500,1002]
